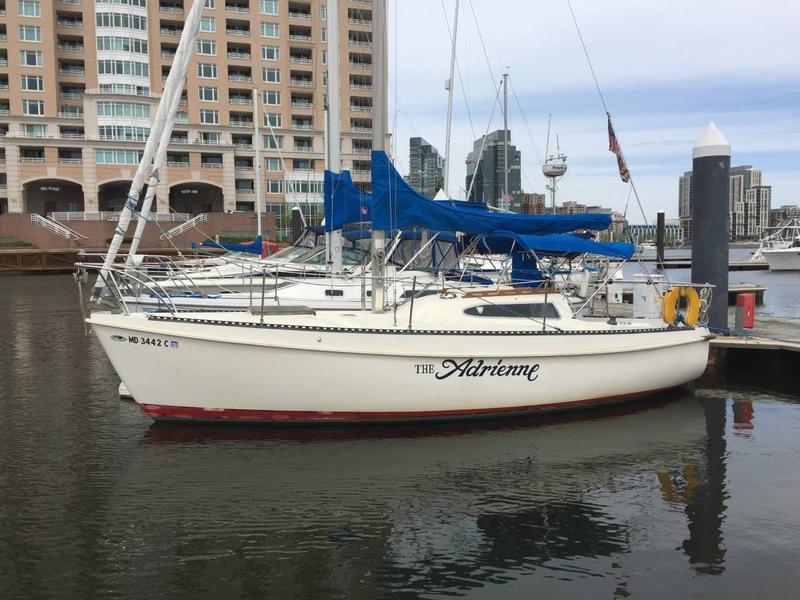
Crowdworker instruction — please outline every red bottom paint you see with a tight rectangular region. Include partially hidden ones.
[138,387,680,424]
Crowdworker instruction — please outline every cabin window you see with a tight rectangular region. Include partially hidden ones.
[464,303,560,319]
[325,289,344,297]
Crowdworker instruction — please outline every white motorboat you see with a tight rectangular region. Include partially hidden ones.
[762,244,800,271]
[89,289,711,423]
[749,218,800,268]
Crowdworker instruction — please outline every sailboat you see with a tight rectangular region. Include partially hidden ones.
[87,0,711,424]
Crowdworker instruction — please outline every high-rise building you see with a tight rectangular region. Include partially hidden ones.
[465,129,521,209]
[770,204,800,226]
[678,165,771,241]
[0,0,375,234]
[509,192,545,214]
[406,136,443,198]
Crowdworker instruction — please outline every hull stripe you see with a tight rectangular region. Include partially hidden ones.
[138,386,678,424]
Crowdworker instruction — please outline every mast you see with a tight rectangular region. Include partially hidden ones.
[371,0,388,313]
[327,0,343,272]
[502,71,509,209]
[253,88,262,240]
[443,0,460,197]
[93,0,204,298]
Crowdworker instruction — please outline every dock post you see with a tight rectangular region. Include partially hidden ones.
[691,123,730,332]
[656,210,665,270]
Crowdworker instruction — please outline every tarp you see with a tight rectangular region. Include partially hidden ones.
[194,235,263,256]
[371,151,612,234]
[324,170,372,232]
[475,231,635,260]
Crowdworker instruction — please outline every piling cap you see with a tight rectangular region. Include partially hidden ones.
[693,122,731,159]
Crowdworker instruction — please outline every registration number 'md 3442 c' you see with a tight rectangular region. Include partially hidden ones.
[111,334,180,349]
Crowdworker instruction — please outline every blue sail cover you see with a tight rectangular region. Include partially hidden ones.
[475,231,635,260]
[195,235,263,255]
[324,170,373,231]
[371,151,612,234]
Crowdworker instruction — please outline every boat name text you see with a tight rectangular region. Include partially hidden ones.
[415,359,540,381]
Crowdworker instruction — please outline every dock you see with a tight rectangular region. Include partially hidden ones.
[0,247,221,274]
[640,257,768,271]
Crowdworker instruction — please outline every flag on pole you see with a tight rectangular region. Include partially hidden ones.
[607,115,630,183]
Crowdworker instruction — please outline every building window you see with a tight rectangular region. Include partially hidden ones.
[200,16,216,32]
[266,179,283,194]
[96,149,145,165]
[19,50,43,66]
[262,67,280,84]
[260,0,278,15]
[266,158,281,171]
[96,36,148,54]
[18,0,40,17]
[322,50,327,65]
[261,45,279,61]
[264,90,281,105]
[198,63,217,79]
[200,131,221,144]
[95,13,147,31]
[18,25,41,42]
[196,39,216,56]
[98,125,151,141]
[198,86,218,102]
[264,113,282,127]
[264,135,283,149]
[204,0,214,7]
[261,22,279,38]
[199,109,219,125]
[95,0,146,5]
[464,303,560,318]
[21,75,43,91]
[97,60,149,77]
[96,101,150,118]
[22,123,46,137]
[22,99,45,116]
[320,4,327,20]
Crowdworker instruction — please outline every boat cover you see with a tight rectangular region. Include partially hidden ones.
[475,231,635,260]
[324,170,373,231]
[370,151,612,234]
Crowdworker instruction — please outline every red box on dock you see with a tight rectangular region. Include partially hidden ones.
[736,293,756,329]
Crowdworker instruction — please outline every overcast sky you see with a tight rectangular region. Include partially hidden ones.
[385,0,800,223]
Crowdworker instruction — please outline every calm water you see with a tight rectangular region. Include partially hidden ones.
[2,275,800,599]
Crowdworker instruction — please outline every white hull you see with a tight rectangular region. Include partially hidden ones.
[89,296,710,423]
[762,248,800,271]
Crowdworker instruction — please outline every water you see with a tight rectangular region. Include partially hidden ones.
[2,275,800,599]
[628,247,800,317]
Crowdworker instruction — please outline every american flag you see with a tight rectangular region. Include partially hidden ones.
[608,116,631,183]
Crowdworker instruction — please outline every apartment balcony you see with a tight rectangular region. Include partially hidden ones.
[0,84,8,92]
[290,57,313,65]
[58,110,84,119]
[60,91,84,99]
[161,28,183,37]
[350,83,372,91]
[233,142,253,149]
[60,132,85,139]
[202,161,224,168]
[0,108,9,116]
[59,68,86,76]
[20,156,46,163]
[0,59,7,67]
[161,50,176,60]
[350,105,372,113]
[225,4,250,14]
[167,159,190,167]
[226,29,250,38]
[349,62,373,70]
[291,101,313,110]
[58,157,83,165]
[293,146,313,153]
[227,51,251,61]
[290,79,314,88]
[229,97,253,105]
[288,34,312,42]
[350,126,372,134]
[0,35,6,42]
[229,74,252,82]
[160,5,184,14]
[352,147,371,155]
[230,120,254,128]
[57,0,82,4]
[288,11,312,20]
[291,123,313,131]
[57,44,84,53]
[348,18,372,26]
[349,40,373,48]
[56,20,84,29]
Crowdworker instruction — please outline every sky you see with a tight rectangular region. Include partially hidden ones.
[384,0,800,223]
